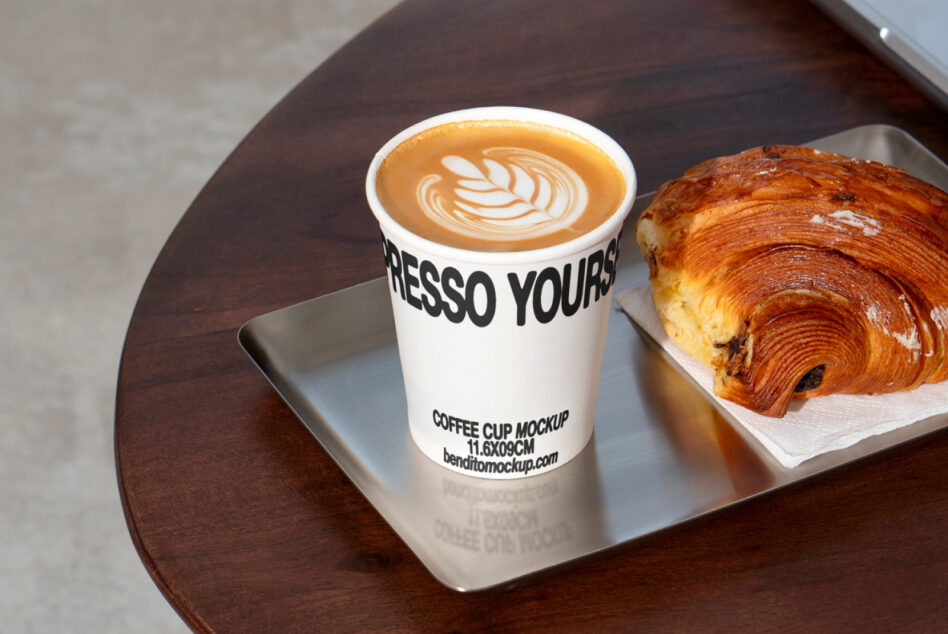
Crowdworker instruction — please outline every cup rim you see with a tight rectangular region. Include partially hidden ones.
[365,106,637,264]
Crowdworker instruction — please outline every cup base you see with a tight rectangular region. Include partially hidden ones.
[408,417,595,480]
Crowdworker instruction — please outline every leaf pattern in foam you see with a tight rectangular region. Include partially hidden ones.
[416,147,589,240]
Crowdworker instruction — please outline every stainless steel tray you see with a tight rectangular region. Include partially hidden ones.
[239,125,948,592]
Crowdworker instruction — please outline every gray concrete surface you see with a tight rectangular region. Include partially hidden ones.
[0,1,400,630]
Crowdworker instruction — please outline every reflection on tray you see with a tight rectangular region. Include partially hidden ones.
[638,343,774,499]
[409,438,608,589]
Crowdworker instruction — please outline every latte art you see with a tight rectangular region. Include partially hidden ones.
[375,119,626,252]
[417,147,589,241]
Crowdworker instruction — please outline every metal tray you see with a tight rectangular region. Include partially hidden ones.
[239,125,948,592]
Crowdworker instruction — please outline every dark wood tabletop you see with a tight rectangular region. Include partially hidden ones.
[115,0,948,631]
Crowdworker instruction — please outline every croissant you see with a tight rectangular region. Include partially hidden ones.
[636,145,948,417]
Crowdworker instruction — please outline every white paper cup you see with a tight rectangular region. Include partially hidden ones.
[366,107,636,478]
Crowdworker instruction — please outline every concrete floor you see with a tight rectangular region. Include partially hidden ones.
[0,1,399,630]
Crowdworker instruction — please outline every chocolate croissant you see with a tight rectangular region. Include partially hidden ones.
[636,145,948,417]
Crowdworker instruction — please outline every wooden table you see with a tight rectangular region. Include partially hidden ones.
[116,0,948,630]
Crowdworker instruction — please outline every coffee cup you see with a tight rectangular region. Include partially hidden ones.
[366,107,636,478]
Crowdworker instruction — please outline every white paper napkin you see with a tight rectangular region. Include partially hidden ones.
[616,286,948,468]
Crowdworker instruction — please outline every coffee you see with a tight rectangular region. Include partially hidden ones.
[375,119,626,252]
[366,108,636,478]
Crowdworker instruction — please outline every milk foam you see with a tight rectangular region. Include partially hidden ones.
[415,147,589,241]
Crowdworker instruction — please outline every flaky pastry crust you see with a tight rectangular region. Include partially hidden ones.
[636,145,948,417]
